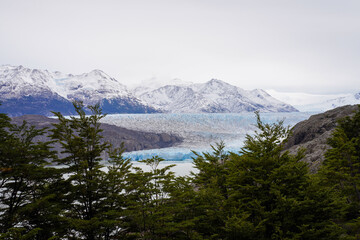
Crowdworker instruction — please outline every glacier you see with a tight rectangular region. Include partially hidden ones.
[101,112,313,163]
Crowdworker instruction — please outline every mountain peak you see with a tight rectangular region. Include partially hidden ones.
[90,69,106,75]
[82,69,110,79]
[207,79,227,85]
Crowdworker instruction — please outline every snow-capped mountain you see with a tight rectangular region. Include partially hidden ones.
[0,65,76,116]
[0,65,58,98]
[51,69,132,103]
[0,65,158,116]
[137,79,298,113]
[266,89,360,112]
[0,65,298,116]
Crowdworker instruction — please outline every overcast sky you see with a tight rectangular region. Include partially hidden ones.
[0,0,359,94]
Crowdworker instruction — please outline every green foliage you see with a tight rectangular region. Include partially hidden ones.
[224,112,343,239]
[1,103,354,239]
[240,112,289,160]
[190,142,229,239]
[192,141,229,196]
[319,105,360,237]
[50,101,136,239]
[0,227,41,240]
[99,144,133,239]
[125,156,178,239]
[0,111,62,239]
[321,106,360,202]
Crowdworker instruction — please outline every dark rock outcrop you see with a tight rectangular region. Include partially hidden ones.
[283,105,359,172]
[11,115,182,157]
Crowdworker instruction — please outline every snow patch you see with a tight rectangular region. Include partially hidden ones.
[266,89,360,112]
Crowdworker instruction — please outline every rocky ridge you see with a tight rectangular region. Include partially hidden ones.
[283,104,359,172]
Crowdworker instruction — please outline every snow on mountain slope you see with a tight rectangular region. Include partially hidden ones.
[55,69,159,114]
[298,93,360,112]
[0,65,158,116]
[0,65,76,116]
[138,79,298,113]
[0,65,57,98]
[266,89,360,112]
[266,89,346,106]
[1,65,303,115]
[132,77,193,96]
[0,65,131,101]
[139,85,206,113]
[249,89,297,112]
[55,69,131,104]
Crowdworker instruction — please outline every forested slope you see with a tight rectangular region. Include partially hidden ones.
[1,103,360,239]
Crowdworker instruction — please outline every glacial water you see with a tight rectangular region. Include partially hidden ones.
[101,112,314,164]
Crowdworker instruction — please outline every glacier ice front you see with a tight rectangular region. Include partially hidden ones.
[123,147,196,161]
[102,112,313,161]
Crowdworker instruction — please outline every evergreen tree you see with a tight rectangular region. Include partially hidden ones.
[99,145,133,239]
[319,105,360,237]
[189,142,229,239]
[126,156,177,239]
[0,112,61,239]
[50,101,127,239]
[161,175,202,240]
[192,141,229,199]
[224,112,342,239]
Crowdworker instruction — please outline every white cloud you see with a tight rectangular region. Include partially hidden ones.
[0,0,359,94]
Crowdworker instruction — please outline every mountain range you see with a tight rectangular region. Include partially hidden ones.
[0,65,158,116]
[136,79,297,113]
[0,65,297,116]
